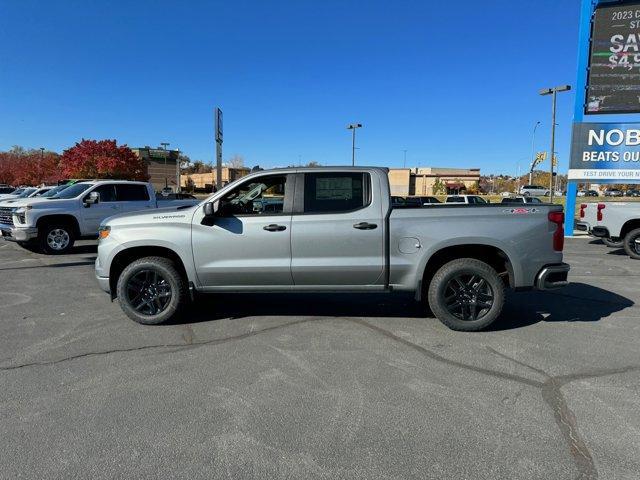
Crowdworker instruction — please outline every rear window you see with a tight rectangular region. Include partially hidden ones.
[116,184,150,201]
[304,173,369,213]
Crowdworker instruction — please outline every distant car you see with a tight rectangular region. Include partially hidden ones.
[501,196,543,205]
[160,187,174,196]
[585,190,599,197]
[391,196,422,208]
[445,195,488,205]
[0,186,15,195]
[604,189,624,197]
[418,196,441,205]
[0,187,37,201]
[500,192,512,197]
[519,185,550,197]
[162,193,197,200]
[625,189,640,197]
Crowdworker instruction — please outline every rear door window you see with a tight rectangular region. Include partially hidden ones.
[303,173,370,213]
[116,184,150,201]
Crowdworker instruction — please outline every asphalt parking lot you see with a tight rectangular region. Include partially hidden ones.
[1,238,639,480]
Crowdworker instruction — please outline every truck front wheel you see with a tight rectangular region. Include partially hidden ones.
[623,228,640,260]
[39,223,75,254]
[427,258,505,331]
[116,256,187,325]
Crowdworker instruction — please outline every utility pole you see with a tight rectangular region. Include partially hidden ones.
[175,149,181,193]
[540,85,571,202]
[347,123,362,166]
[160,142,170,190]
[215,108,223,189]
[529,122,540,185]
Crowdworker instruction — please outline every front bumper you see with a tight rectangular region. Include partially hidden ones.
[0,223,38,242]
[94,256,111,294]
[535,263,570,290]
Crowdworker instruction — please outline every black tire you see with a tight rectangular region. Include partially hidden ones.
[427,258,505,332]
[623,228,640,260]
[39,223,75,254]
[603,237,623,249]
[116,256,187,325]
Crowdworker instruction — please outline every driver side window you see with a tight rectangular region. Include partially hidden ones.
[219,175,287,216]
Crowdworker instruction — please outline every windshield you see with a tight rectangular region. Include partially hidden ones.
[50,183,93,199]
[40,184,71,198]
[16,188,37,198]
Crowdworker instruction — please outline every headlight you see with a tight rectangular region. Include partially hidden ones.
[12,206,31,224]
[98,225,111,240]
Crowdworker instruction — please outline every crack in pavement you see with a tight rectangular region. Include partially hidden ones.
[3,315,639,480]
[349,318,640,480]
[0,318,319,371]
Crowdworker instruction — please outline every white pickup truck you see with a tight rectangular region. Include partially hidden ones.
[0,180,198,254]
[577,202,640,256]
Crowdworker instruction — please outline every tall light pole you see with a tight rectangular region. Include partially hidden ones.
[347,123,362,166]
[529,121,541,185]
[539,85,571,202]
[402,149,408,168]
[160,142,170,190]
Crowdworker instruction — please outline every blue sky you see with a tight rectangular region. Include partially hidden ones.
[0,0,590,174]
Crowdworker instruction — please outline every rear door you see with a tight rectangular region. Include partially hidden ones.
[290,171,384,286]
[80,184,119,234]
[116,184,153,214]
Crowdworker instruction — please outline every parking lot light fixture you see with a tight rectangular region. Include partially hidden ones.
[539,85,571,202]
[347,123,362,166]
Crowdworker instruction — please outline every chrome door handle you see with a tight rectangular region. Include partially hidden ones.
[353,222,377,230]
[263,224,287,232]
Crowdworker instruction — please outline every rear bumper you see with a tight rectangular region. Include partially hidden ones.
[575,221,589,232]
[591,226,609,238]
[535,263,570,290]
[0,223,38,242]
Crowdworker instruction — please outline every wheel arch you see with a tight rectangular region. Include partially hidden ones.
[109,246,189,298]
[418,243,514,300]
[620,219,640,240]
[36,214,81,238]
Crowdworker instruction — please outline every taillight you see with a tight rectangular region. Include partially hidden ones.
[549,211,564,252]
[597,203,605,222]
[579,204,587,219]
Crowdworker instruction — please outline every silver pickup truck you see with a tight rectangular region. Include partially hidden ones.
[95,167,569,331]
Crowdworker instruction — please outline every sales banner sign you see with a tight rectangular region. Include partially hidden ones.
[569,122,640,180]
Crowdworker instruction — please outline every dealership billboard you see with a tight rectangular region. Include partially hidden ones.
[569,122,640,179]
[586,2,640,114]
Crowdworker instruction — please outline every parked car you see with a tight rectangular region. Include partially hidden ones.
[519,185,550,197]
[445,195,488,204]
[585,190,599,197]
[95,167,569,332]
[500,196,543,205]
[604,189,624,197]
[0,187,38,201]
[0,186,15,195]
[625,189,640,197]
[418,196,441,205]
[391,196,422,208]
[579,202,640,257]
[0,180,199,254]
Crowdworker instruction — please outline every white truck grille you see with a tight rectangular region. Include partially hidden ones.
[0,207,14,226]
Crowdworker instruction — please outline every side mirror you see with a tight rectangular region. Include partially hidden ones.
[84,191,100,207]
[203,201,217,217]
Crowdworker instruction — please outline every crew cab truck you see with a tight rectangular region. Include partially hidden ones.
[579,202,640,259]
[0,180,198,254]
[95,167,569,331]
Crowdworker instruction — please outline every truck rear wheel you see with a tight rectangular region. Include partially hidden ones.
[623,228,640,260]
[116,256,187,325]
[602,237,623,249]
[427,258,505,332]
[39,223,75,254]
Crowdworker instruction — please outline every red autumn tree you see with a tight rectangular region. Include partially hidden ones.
[60,139,148,181]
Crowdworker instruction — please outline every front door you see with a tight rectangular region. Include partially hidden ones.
[290,171,384,286]
[80,184,120,235]
[192,173,294,287]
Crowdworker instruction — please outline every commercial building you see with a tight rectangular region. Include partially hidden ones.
[388,167,481,197]
[132,147,179,193]
[181,167,251,193]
